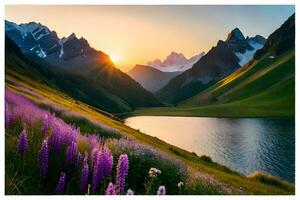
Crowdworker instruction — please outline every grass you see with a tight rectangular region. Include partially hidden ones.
[5,70,295,194]
[127,51,294,118]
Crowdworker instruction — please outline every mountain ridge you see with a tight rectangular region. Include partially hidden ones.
[128,64,181,92]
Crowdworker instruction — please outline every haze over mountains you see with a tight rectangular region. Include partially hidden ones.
[128,65,181,92]
[147,51,205,72]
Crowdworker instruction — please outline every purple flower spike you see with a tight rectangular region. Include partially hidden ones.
[157,186,166,195]
[42,114,50,134]
[48,127,61,152]
[66,141,77,165]
[91,148,113,190]
[56,172,66,194]
[76,152,82,168]
[83,151,89,165]
[39,139,49,177]
[80,163,89,193]
[18,130,28,155]
[116,154,129,194]
[5,103,10,127]
[91,152,100,190]
[106,182,116,195]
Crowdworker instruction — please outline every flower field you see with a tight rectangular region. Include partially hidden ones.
[5,89,189,195]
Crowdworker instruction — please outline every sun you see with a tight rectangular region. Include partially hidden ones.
[110,55,119,63]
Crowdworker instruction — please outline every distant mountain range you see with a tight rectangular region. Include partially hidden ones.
[5,13,294,116]
[156,28,266,104]
[5,20,161,113]
[128,65,181,92]
[147,51,205,72]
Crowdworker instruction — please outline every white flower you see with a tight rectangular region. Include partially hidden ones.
[148,167,161,178]
[177,181,184,188]
[127,189,134,195]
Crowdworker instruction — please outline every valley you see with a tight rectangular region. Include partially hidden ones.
[4,7,295,196]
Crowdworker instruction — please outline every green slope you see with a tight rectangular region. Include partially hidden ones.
[5,70,294,194]
[5,36,161,113]
[182,50,294,116]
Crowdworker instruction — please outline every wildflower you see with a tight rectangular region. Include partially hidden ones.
[177,181,184,188]
[116,154,129,194]
[91,152,100,190]
[127,189,134,195]
[76,152,82,168]
[42,114,50,134]
[18,130,28,155]
[48,127,61,152]
[148,167,161,178]
[5,103,10,127]
[39,139,49,177]
[91,148,99,166]
[157,186,166,195]
[106,182,116,195]
[91,148,113,190]
[80,163,89,193]
[66,141,77,165]
[56,172,66,194]
[83,151,89,165]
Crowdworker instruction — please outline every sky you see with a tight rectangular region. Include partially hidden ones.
[5,5,295,72]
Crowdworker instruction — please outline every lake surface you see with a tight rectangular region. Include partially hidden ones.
[125,116,295,183]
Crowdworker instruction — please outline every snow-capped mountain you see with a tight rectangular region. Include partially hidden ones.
[5,20,108,68]
[147,51,205,72]
[226,28,266,66]
[157,28,266,104]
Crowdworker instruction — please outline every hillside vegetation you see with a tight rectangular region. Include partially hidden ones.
[5,68,294,194]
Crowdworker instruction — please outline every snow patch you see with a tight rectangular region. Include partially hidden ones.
[235,41,263,66]
[37,48,47,58]
[58,38,67,59]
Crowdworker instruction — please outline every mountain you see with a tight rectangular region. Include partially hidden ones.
[128,65,181,92]
[182,14,295,115]
[5,20,161,113]
[147,51,205,72]
[156,28,266,104]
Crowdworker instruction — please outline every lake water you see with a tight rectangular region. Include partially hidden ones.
[125,116,295,183]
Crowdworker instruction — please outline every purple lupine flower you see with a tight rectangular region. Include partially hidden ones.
[91,152,100,190]
[100,148,113,179]
[42,114,50,134]
[76,152,82,169]
[91,148,99,166]
[39,139,49,177]
[106,182,116,195]
[116,154,129,194]
[83,151,89,165]
[48,127,61,152]
[80,163,89,193]
[5,103,10,127]
[18,130,28,155]
[91,148,113,190]
[157,186,166,195]
[66,141,77,165]
[56,172,66,194]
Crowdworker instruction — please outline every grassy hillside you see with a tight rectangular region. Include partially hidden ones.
[130,50,294,118]
[5,68,294,194]
[5,36,161,114]
[182,50,294,114]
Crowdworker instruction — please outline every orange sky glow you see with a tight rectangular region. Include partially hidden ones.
[5,5,294,72]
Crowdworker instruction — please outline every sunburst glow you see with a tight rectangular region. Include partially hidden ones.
[110,55,119,63]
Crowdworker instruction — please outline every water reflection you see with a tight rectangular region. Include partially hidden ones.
[125,116,295,182]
